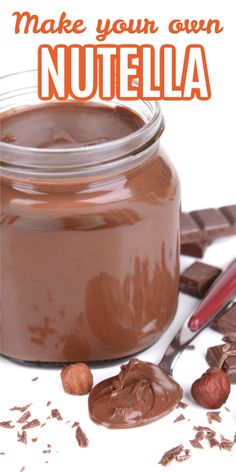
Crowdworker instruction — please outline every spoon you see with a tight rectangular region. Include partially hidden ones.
[158,258,236,375]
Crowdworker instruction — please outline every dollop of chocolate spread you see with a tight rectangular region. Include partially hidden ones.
[88,358,182,428]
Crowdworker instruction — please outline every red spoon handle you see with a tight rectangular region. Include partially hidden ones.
[188,258,236,332]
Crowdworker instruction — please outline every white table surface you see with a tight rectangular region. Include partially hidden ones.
[0,235,236,472]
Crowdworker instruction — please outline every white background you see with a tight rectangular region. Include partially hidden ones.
[0,1,236,471]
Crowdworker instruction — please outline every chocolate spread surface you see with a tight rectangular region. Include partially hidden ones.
[88,358,182,428]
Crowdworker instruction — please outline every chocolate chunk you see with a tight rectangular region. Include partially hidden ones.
[206,343,236,382]
[212,304,236,334]
[75,425,88,448]
[177,401,188,409]
[181,205,236,248]
[180,262,222,298]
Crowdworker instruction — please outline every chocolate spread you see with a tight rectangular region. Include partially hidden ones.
[88,358,183,428]
[0,101,180,363]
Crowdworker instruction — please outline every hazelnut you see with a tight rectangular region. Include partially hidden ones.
[61,363,93,395]
[191,367,230,409]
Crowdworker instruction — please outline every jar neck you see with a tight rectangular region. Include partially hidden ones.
[0,70,164,182]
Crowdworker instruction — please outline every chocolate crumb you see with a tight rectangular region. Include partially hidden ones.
[190,439,203,449]
[40,423,46,428]
[225,406,231,412]
[0,452,5,455]
[0,421,14,429]
[46,401,51,407]
[17,411,31,424]
[47,444,52,448]
[207,411,222,424]
[158,445,184,466]
[42,450,51,454]
[17,431,27,445]
[51,409,63,421]
[19,468,26,472]
[10,403,31,413]
[22,419,40,430]
[75,425,88,448]
[31,438,38,443]
[72,421,79,428]
[178,401,188,409]
[173,414,185,423]
[31,377,38,382]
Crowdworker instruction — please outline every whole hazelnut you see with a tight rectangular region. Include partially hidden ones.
[61,363,93,395]
[191,367,230,409]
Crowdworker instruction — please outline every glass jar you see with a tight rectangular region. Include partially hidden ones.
[0,70,180,363]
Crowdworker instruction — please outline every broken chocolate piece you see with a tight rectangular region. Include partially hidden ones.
[212,303,236,334]
[181,241,209,258]
[180,262,222,298]
[206,343,236,382]
[181,205,236,246]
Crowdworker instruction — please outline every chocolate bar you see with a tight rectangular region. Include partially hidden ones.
[206,343,236,383]
[211,303,236,334]
[179,262,222,298]
[180,205,236,257]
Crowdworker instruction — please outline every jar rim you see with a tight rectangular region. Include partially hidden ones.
[0,70,164,175]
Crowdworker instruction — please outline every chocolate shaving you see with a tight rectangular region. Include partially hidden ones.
[0,421,14,429]
[178,401,188,409]
[158,445,184,466]
[10,403,31,413]
[176,449,191,462]
[31,377,38,382]
[206,411,222,424]
[22,419,40,430]
[42,450,51,454]
[173,414,185,423]
[46,401,51,407]
[195,431,204,441]
[225,406,231,412]
[51,409,63,420]
[31,438,38,443]
[75,425,88,448]
[220,435,234,451]
[0,452,5,455]
[72,421,80,428]
[190,439,203,449]
[17,411,31,424]
[19,468,26,472]
[17,431,27,445]
[208,437,220,449]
